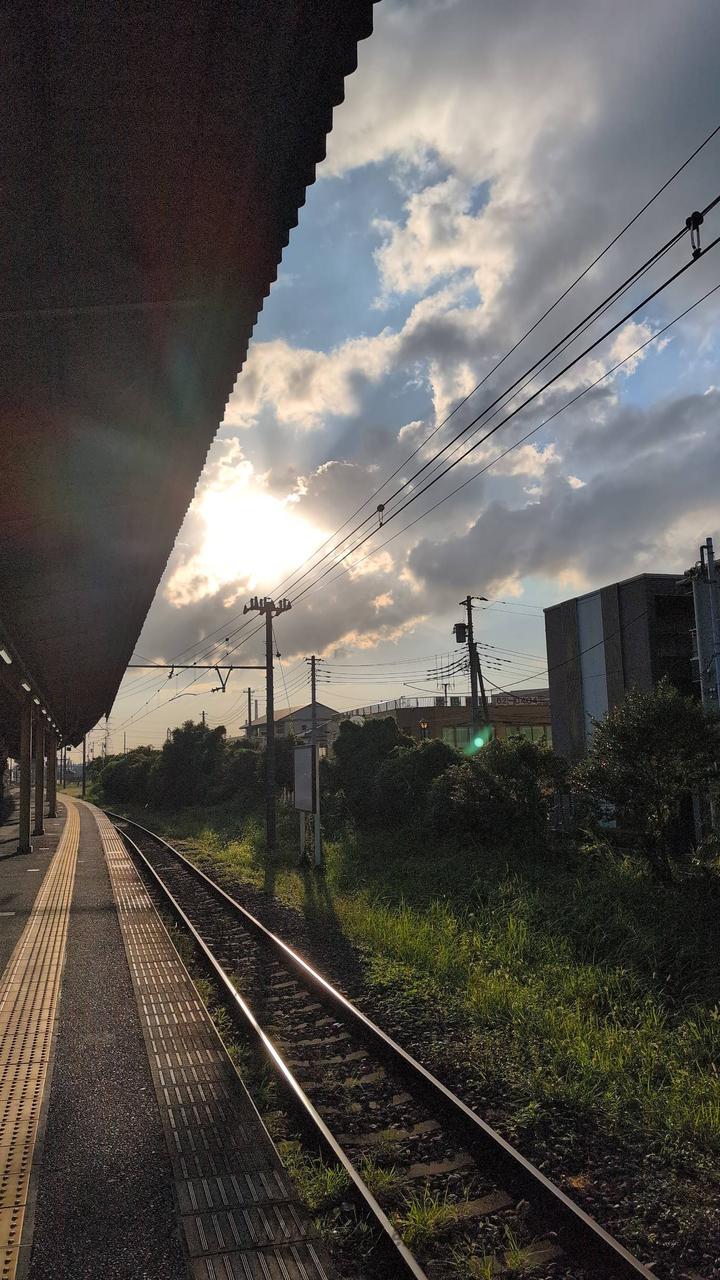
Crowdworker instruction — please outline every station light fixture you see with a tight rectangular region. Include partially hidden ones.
[21,681,31,693]
[32,696,40,706]
[0,648,12,665]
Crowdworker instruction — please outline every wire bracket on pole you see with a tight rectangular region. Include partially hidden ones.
[210,666,232,694]
[686,210,704,259]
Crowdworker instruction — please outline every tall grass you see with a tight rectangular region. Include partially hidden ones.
[115,796,720,1156]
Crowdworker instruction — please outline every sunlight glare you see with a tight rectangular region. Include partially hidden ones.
[166,481,326,606]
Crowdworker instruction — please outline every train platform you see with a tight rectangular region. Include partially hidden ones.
[0,796,333,1280]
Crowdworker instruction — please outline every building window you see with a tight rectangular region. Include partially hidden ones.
[507,724,552,745]
[441,725,473,748]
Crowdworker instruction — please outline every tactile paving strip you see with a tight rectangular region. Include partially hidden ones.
[0,800,79,1280]
[93,806,333,1280]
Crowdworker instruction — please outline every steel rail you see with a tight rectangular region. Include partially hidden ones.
[108,810,655,1279]
[118,825,426,1280]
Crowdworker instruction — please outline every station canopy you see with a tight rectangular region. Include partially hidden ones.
[0,1,376,750]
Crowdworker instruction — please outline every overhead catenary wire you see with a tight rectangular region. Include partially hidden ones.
[106,173,720,739]
[203,207,719,672]
[108,244,706,744]
[107,127,720,711]
[297,276,720,618]
[207,123,720,631]
[289,249,720,611]
[192,181,720,648]
[217,219,692,631]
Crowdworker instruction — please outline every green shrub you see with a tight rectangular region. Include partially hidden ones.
[330,717,414,825]
[427,737,561,849]
[93,746,160,805]
[152,721,227,808]
[374,738,458,828]
[215,741,261,804]
[572,679,720,880]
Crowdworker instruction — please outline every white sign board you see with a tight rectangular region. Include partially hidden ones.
[294,745,315,812]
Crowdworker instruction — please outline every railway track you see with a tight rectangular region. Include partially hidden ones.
[108,811,655,1280]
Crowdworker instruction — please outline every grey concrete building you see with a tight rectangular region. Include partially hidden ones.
[544,574,695,760]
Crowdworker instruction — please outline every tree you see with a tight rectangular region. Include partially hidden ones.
[374,738,458,828]
[153,720,227,808]
[572,679,720,881]
[93,746,160,805]
[427,736,563,849]
[329,717,415,825]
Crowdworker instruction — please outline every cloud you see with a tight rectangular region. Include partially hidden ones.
[408,391,720,603]
[116,0,720,742]
[225,332,399,431]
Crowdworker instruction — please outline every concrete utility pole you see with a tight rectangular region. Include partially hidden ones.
[461,595,489,729]
[47,732,57,818]
[689,537,720,832]
[17,698,32,854]
[704,538,720,706]
[243,596,292,853]
[33,711,44,836]
[307,655,323,868]
[246,687,253,738]
[82,735,86,799]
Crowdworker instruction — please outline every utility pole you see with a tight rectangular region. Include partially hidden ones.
[688,537,720,831]
[201,709,206,728]
[243,597,292,853]
[17,697,32,855]
[460,595,489,729]
[123,731,126,755]
[82,735,86,799]
[32,710,44,837]
[704,538,720,706]
[246,687,253,738]
[307,656,323,868]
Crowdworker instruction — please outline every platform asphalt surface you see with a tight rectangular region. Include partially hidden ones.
[0,800,65,978]
[26,801,187,1279]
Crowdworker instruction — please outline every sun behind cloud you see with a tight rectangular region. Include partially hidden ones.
[165,465,326,607]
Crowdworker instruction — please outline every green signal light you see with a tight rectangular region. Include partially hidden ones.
[463,726,492,756]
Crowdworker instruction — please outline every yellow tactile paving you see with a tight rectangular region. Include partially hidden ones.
[93,806,332,1280]
[0,800,79,1280]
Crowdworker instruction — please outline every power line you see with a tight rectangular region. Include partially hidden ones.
[221,218,688,629]
[289,273,717,609]
[223,123,720,626]
[106,165,720,737]
[108,127,720,706]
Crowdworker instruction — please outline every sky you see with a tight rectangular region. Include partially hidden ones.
[88,0,720,757]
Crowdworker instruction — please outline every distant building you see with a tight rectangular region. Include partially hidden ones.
[247,703,339,747]
[544,573,695,760]
[328,691,552,750]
